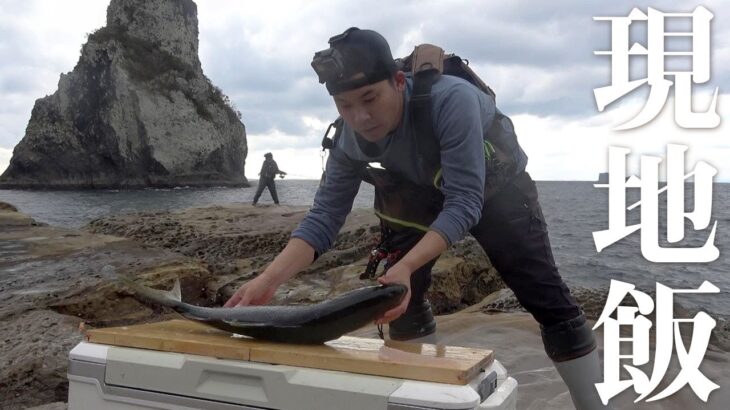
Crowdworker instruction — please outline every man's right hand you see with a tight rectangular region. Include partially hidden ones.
[223,238,315,308]
[224,274,280,307]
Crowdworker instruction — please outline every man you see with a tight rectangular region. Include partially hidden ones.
[252,152,286,206]
[227,28,606,409]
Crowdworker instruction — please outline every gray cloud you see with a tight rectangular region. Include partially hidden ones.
[1,0,728,156]
[195,0,730,136]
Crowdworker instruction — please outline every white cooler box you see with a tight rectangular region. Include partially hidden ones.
[68,342,518,410]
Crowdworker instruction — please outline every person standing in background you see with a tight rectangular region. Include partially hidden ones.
[252,152,286,205]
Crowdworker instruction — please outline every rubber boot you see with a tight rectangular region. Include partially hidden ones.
[541,314,609,409]
[388,299,436,341]
[554,349,609,409]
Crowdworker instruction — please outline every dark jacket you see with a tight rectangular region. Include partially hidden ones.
[259,159,281,179]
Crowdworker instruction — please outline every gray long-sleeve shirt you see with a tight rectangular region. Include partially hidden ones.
[292,74,500,255]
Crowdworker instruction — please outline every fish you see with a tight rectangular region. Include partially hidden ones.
[103,265,407,344]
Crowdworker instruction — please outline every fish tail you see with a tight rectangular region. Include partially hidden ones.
[102,264,182,308]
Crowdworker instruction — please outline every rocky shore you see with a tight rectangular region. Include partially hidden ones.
[0,201,505,409]
[1,201,728,409]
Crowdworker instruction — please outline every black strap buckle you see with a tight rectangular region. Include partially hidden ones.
[321,122,336,150]
[361,246,388,280]
[321,117,344,150]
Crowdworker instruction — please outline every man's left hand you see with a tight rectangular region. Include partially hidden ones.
[374,262,412,325]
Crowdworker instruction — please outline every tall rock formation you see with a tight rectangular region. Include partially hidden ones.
[0,0,249,189]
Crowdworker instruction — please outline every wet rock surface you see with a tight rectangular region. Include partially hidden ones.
[25,404,67,410]
[0,203,213,409]
[1,311,82,409]
[86,203,505,313]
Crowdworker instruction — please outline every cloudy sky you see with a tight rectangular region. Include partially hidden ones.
[1,0,728,181]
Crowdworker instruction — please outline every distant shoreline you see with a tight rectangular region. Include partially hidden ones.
[4,179,730,193]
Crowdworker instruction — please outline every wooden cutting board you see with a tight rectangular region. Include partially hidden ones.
[85,319,493,385]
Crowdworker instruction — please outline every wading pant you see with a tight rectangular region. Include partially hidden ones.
[253,177,279,205]
[406,172,595,361]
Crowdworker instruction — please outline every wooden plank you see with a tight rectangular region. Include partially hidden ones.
[86,319,493,385]
[251,336,492,384]
[86,320,253,360]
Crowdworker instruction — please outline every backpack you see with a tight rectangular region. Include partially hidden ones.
[261,160,278,179]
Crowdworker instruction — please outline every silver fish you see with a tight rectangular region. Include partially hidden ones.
[104,265,406,344]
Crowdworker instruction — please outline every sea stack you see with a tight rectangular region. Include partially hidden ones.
[0,0,249,189]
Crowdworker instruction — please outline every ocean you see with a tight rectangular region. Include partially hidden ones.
[1,179,728,319]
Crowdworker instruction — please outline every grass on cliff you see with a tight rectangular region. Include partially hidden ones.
[88,25,196,82]
[87,25,240,123]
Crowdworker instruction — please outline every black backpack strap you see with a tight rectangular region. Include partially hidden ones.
[321,117,344,150]
[410,70,438,170]
[408,44,445,171]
